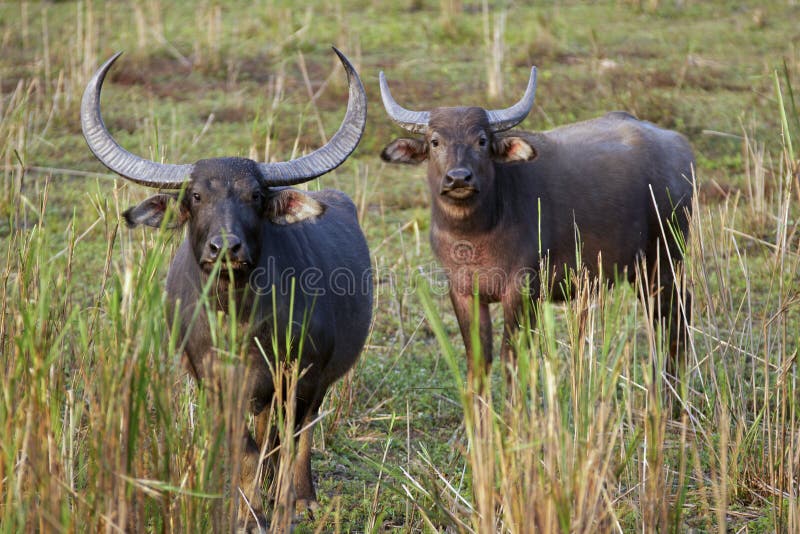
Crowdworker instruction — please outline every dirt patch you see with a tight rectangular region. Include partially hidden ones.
[109,52,207,101]
[238,52,281,84]
[211,106,251,124]
[683,65,748,92]
[110,53,191,86]
[609,63,749,93]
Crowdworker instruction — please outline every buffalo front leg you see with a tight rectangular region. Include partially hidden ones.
[450,289,493,387]
[238,426,269,532]
[208,356,268,532]
[294,397,324,515]
[500,289,528,370]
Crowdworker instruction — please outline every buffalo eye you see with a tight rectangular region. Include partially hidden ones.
[191,192,202,204]
[478,135,487,147]
[430,137,440,148]
[251,191,263,204]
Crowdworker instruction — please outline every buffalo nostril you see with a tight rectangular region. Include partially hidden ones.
[207,239,221,260]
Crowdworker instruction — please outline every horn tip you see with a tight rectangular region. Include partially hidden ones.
[106,51,124,66]
[331,46,349,66]
[94,51,125,81]
[330,46,356,79]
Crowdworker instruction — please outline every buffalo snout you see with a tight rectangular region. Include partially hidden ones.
[203,233,252,268]
[442,167,475,193]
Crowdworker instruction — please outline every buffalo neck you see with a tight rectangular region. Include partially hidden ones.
[204,268,257,317]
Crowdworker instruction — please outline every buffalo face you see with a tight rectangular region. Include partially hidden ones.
[186,159,262,277]
[428,108,490,202]
[123,157,324,282]
[379,67,538,218]
[381,107,538,217]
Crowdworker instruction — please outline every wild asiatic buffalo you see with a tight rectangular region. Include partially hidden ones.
[82,48,372,530]
[379,66,694,380]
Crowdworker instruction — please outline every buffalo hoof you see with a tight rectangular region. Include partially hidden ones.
[295,498,320,520]
[237,511,268,534]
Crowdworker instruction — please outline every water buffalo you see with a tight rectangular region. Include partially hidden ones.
[82,48,372,530]
[379,66,693,380]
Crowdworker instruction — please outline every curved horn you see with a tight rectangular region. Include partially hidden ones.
[257,47,367,187]
[486,66,537,133]
[379,71,429,134]
[81,52,193,189]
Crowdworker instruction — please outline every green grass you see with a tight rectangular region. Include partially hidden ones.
[2,0,800,531]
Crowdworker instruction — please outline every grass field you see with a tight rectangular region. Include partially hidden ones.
[1,1,799,531]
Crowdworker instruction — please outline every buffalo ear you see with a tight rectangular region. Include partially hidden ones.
[380,138,428,164]
[267,189,325,225]
[493,136,537,163]
[123,194,187,229]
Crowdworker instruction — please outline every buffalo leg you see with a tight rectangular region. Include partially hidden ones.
[208,356,268,531]
[450,289,493,386]
[254,407,277,486]
[647,247,690,372]
[660,272,691,377]
[294,396,324,514]
[500,291,524,369]
[238,425,268,532]
[644,244,691,418]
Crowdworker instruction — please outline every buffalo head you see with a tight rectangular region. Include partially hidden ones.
[120,158,329,279]
[82,48,366,280]
[379,68,538,217]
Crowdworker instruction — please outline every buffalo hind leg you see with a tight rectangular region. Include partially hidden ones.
[645,250,691,416]
[659,273,691,380]
[649,202,692,385]
[656,274,691,420]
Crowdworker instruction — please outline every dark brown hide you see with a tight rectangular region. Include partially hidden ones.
[382,108,694,377]
[83,48,371,531]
